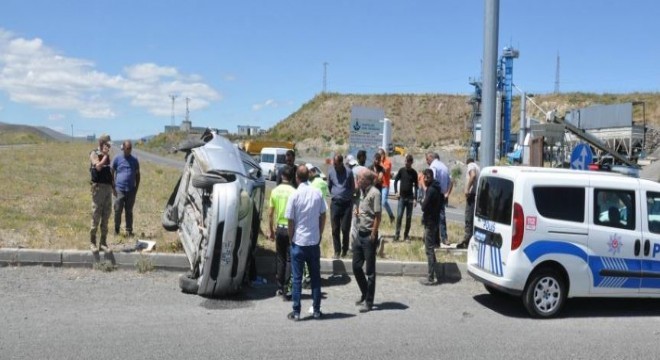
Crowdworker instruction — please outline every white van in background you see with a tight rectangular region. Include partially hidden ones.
[259,147,289,181]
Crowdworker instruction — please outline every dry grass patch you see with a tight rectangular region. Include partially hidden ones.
[0,142,181,251]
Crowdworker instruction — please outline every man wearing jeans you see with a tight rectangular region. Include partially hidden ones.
[327,154,355,259]
[378,147,395,224]
[112,140,140,236]
[352,169,381,312]
[286,165,326,321]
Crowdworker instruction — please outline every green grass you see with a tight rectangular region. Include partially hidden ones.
[258,194,467,262]
[0,141,466,262]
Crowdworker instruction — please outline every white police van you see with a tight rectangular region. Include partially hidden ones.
[467,166,660,318]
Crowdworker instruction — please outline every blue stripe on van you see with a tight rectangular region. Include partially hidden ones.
[523,241,588,264]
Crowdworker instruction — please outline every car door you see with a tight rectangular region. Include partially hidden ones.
[588,180,641,295]
[640,191,660,293]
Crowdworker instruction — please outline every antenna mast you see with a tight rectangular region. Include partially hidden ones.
[169,94,178,126]
[323,62,328,93]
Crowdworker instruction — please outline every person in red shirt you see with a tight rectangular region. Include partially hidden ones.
[377,147,395,223]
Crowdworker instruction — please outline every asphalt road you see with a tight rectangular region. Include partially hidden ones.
[3,266,660,360]
[132,148,466,224]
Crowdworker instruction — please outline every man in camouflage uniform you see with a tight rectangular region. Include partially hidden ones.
[89,134,115,253]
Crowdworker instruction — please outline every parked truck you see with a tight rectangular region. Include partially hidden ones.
[241,140,295,156]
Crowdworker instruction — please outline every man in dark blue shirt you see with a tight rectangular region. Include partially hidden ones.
[112,140,140,236]
[327,154,355,259]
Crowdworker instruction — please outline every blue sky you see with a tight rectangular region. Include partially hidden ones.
[0,0,658,139]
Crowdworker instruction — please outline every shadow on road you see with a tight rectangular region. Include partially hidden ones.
[474,294,660,318]
[322,274,352,287]
[373,301,409,311]
[472,294,528,318]
[299,312,356,321]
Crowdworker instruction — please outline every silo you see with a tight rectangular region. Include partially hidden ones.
[382,117,392,151]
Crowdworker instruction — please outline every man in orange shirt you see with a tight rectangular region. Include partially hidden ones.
[377,148,395,223]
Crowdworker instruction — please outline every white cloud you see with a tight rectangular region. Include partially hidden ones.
[48,113,65,121]
[252,99,278,111]
[0,28,221,119]
[223,74,236,82]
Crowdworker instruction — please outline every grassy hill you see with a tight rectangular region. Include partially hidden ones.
[266,92,660,150]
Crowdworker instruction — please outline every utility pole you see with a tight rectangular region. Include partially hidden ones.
[323,62,328,93]
[554,52,561,94]
[169,94,178,126]
[185,97,191,122]
[481,0,499,167]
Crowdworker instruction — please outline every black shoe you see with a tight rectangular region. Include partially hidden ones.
[287,311,300,321]
[114,229,120,236]
[341,251,347,258]
[456,242,468,249]
[313,311,323,320]
[441,239,450,246]
[389,215,395,224]
[393,235,400,242]
[419,278,437,286]
[359,303,373,313]
[355,296,366,306]
[333,253,340,260]
[404,236,411,243]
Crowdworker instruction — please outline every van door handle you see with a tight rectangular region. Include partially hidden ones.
[644,240,651,256]
[634,239,641,256]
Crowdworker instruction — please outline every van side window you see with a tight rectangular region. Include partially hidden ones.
[533,187,584,222]
[646,191,660,234]
[261,154,274,163]
[475,177,513,225]
[594,189,635,230]
[276,154,287,164]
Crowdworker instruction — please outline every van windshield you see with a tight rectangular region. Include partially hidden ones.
[475,176,513,225]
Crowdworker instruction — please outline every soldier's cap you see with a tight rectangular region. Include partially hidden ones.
[99,134,112,145]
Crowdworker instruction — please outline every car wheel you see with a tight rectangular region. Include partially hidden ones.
[179,272,199,294]
[522,268,566,318]
[161,204,178,231]
[191,173,227,189]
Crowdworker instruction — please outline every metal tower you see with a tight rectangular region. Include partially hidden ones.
[169,94,178,126]
[499,46,519,157]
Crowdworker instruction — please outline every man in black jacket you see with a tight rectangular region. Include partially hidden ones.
[420,169,442,285]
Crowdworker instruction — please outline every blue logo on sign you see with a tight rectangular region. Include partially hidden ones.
[570,143,593,170]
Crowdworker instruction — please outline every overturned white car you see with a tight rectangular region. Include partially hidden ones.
[162,129,265,297]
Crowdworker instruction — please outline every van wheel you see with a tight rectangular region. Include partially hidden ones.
[192,173,227,189]
[522,268,566,318]
[179,272,199,294]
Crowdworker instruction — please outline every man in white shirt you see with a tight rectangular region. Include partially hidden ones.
[285,165,327,321]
